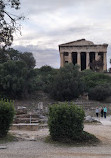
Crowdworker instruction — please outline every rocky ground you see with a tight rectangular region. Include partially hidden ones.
[1,117,111,158]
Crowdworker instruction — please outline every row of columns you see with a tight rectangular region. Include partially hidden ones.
[60,52,107,71]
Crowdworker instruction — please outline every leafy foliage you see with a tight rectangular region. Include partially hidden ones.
[0,48,111,102]
[20,52,36,69]
[0,60,27,98]
[81,69,111,90]
[48,102,85,141]
[89,59,104,72]
[81,70,111,101]
[36,65,58,92]
[0,99,15,137]
[0,0,24,48]
[50,64,84,101]
[0,48,36,68]
[89,84,111,101]
[0,50,36,98]
[0,49,9,63]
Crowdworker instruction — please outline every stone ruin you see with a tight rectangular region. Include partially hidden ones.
[12,102,49,130]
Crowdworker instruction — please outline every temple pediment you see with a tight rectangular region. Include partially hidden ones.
[59,39,94,46]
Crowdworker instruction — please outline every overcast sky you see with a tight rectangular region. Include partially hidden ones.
[11,0,111,69]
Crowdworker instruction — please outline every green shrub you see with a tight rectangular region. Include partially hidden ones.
[48,102,85,141]
[0,99,15,137]
[89,84,111,101]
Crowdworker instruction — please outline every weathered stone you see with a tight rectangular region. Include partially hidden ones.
[84,115,100,123]
[16,106,27,115]
[0,146,7,149]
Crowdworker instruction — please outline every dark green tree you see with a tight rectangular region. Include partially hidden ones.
[20,52,36,69]
[0,60,28,98]
[89,84,111,101]
[0,48,36,69]
[81,69,111,101]
[0,49,9,63]
[50,64,84,101]
[5,48,20,60]
[81,69,111,90]
[37,65,58,92]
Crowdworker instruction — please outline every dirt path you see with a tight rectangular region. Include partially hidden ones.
[1,124,111,158]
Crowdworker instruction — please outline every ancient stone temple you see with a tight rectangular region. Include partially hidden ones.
[59,39,108,71]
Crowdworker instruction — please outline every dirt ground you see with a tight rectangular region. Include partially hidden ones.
[1,120,111,158]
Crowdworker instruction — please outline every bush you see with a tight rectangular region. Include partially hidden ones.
[89,84,111,101]
[48,102,85,141]
[0,99,15,137]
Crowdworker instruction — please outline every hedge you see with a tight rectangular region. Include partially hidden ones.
[48,102,85,141]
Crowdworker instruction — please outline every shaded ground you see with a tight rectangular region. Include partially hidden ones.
[1,118,111,158]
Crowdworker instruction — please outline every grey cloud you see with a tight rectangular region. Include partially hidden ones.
[47,25,93,37]
[13,45,60,68]
[15,25,93,42]
[20,0,95,16]
[20,0,111,16]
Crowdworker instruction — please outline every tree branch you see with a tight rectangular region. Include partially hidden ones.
[3,11,15,23]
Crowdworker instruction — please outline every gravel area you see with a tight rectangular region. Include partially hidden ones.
[1,119,111,158]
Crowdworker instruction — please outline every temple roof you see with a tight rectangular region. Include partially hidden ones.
[59,39,95,46]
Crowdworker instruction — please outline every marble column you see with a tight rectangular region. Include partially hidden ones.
[68,52,72,63]
[86,52,90,69]
[95,52,98,61]
[60,53,64,67]
[77,52,81,70]
[103,52,107,71]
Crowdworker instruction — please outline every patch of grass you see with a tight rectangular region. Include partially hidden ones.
[45,131,100,147]
[0,133,17,144]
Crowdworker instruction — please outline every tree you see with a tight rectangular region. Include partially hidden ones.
[20,52,36,69]
[0,0,24,48]
[89,84,111,101]
[0,48,36,69]
[81,69,111,101]
[50,64,84,101]
[81,70,111,90]
[0,60,28,98]
[5,48,20,60]
[0,60,36,98]
[89,58,104,72]
[37,65,58,92]
[0,49,9,63]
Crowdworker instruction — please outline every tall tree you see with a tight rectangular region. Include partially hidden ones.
[50,64,84,101]
[20,52,36,69]
[0,0,23,48]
